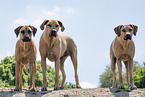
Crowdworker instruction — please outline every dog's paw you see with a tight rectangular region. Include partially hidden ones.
[14,87,20,91]
[54,86,60,90]
[110,86,116,89]
[30,88,36,92]
[76,85,81,88]
[41,87,47,91]
[129,85,137,90]
[118,85,125,89]
[60,86,64,89]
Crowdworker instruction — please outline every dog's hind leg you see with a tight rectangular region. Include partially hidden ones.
[124,61,130,88]
[111,57,117,88]
[60,56,68,89]
[129,59,137,90]
[70,52,81,88]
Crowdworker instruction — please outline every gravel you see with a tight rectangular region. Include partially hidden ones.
[0,88,145,97]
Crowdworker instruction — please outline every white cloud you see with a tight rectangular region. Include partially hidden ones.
[13,7,74,26]
[26,5,32,9]
[64,8,74,14]
[42,7,60,16]
[13,17,43,26]
[80,82,97,88]
[13,17,29,25]
[32,17,43,25]
[42,7,74,16]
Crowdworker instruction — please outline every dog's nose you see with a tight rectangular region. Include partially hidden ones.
[51,29,56,33]
[22,36,31,42]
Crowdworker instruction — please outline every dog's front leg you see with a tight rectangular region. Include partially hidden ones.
[54,59,60,90]
[19,64,23,91]
[117,59,125,89]
[14,62,20,91]
[124,61,130,88]
[29,62,36,91]
[129,59,137,90]
[41,58,47,91]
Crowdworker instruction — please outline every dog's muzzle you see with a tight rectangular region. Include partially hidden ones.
[22,37,31,42]
[124,34,132,40]
[49,29,57,37]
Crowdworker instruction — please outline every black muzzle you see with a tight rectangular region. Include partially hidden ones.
[49,29,57,37]
[124,34,132,40]
[22,37,31,42]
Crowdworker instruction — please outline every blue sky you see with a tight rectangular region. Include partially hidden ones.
[0,0,145,88]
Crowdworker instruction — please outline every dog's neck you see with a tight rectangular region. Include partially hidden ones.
[118,37,131,51]
[43,29,57,49]
[20,40,32,51]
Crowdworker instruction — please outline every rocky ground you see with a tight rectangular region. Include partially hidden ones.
[0,88,145,97]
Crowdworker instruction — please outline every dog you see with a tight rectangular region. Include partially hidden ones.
[110,24,138,90]
[14,25,37,91]
[39,19,81,90]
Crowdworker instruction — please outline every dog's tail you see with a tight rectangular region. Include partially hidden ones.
[26,65,28,74]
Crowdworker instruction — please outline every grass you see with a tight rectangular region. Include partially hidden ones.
[114,90,121,93]
[41,92,47,94]
[32,92,37,95]
[125,90,131,92]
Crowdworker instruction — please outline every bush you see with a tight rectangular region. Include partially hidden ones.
[99,61,145,88]
[0,56,75,89]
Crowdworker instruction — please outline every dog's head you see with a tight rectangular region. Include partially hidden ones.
[14,25,37,42]
[40,19,65,37]
[114,24,138,40]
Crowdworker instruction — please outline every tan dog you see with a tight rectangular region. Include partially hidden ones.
[39,19,81,90]
[14,25,37,91]
[110,24,138,90]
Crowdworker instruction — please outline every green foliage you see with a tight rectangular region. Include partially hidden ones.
[99,61,145,88]
[133,62,145,88]
[99,65,118,88]
[0,56,75,89]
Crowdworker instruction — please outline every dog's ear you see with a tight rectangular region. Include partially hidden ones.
[129,24,138,36]
[57,20,65,32]
[40,19,49,30]
[14,26,23,37]
[29,25,37,37]
[114,25,123,37]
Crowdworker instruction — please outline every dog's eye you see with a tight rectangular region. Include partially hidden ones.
[28,30,31,34]
[56,25,59,27]
[21,30,25,34]
[122,29,126,32]
[129,29,132,32]
[48,24,51,27]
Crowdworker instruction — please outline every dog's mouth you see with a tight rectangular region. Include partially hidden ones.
[49,30,57,37]
[22,37,31,42]
[124,34,132,40]
[49,33,57,37]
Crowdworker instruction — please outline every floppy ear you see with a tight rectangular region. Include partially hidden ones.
[114,25,123,37]
[57,20,65,32]
[40,19,49,30]
[129,24,138,36]
[14,26,23,37]
[29,25,37,37]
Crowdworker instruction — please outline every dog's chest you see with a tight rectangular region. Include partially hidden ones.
[120,54,129,61]
[21,56,29,65]
[47,50,55,61]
